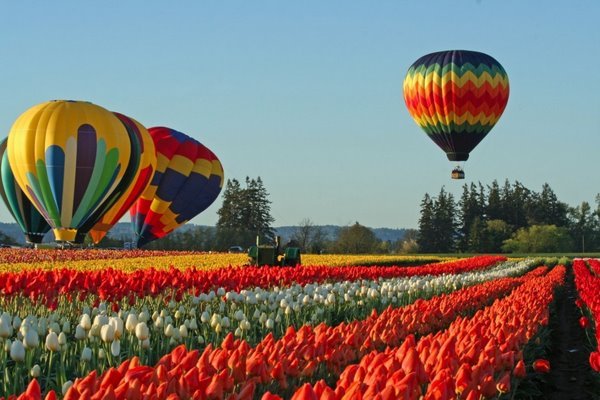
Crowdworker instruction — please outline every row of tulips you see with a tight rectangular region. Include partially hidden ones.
[38,265,541,400]
[0,249,450,273]
[279,264,565,399]
[0,256,505,306]
[0,259,531,397]
[572,258,600,372]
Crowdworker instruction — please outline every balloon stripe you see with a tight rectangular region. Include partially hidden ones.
[72,124,97,211]
[61,137,78,228]
[71,139,108,226]
[45,145,65,213]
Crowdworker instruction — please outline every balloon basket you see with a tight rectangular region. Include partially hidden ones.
[451,166,465,180]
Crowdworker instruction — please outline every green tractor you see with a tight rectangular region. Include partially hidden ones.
[248,236,301,267]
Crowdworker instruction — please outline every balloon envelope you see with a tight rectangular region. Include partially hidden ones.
[403,50,509,161]
[88,113,156,244]
[0,138,51,244]
[7,100,133,243]
[130,127,224,247]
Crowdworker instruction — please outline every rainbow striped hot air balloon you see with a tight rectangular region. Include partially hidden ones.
[7,100,134,243]
[403,50,509,179]
[130,127,224,247]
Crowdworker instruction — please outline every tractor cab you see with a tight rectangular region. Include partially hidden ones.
[248,236,301,266]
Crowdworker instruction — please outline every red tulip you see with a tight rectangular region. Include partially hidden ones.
[513,359,527,378]
[533,359,551,373]
[589,351,600,372]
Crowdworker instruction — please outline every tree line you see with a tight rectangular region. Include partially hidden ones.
[418,180,600,253]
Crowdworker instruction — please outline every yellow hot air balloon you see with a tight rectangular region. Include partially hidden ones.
[7,100,133,243]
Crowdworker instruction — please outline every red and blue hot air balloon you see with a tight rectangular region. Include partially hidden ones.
[130,127,224,247]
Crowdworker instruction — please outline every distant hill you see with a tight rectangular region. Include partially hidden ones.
[274,225,407,243]
[0,222,407,244]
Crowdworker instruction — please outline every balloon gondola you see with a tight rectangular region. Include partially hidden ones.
[403,50,510,179]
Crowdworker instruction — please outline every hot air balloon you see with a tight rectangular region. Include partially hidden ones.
[403,50,509,179]
[130,127,224,247]
[7,100,134,243]
[0,138,51,245]
[88,113,156,245]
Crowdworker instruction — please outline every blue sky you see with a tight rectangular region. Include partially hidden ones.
[1,1,599,229]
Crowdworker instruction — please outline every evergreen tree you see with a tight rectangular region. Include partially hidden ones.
[527,183,569,227]
[486,180,503,221]
[417,193,436,253]
[432,187,458,252]
[569,201,596,252]
[458,183,485,252]
[216,176,275,249]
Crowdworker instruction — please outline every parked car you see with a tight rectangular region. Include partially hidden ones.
[228,246,244,253]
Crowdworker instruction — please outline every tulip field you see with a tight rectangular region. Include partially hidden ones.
[0,250,598,399]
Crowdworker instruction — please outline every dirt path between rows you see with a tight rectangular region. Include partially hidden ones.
[541,267,598,399]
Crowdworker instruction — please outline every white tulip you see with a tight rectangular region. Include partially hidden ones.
[12,316,22,330]
[109,317,123,339]
[93,314,108,327]
[10,340,25,362]
[23,329,39,349]
[138,311,149,323]
[0,318,13,338]
[62,381,73,396]
[265,318,274,329]
[200,311,210,323]
[48,322,61,334]
[164,324,175,338]
[81,347,92,362]
[45,332,60,352]
[141,338,150,349]
[125,314,138,333]
[58,332,68,346]
[189,318,198,330]
[179,325,188,338]
[111,340,120,357]
[234,327,242,337]
[221,317,230,328]
[62,321,71,334]
[74,325,86,340]
[100,324,115,343]
[30,364,41,378]
[135,322,149,341]
[234,310,245,321]
[98,349,106,359]
[79,314,92,330]
[217,287,225,296]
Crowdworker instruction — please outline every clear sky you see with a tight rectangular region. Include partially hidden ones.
[1,1,599,229]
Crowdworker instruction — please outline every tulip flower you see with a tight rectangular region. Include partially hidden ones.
[533,359,551,373]
[45,332,60,352]
[10,340,25,362]
[135,322,149,341]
